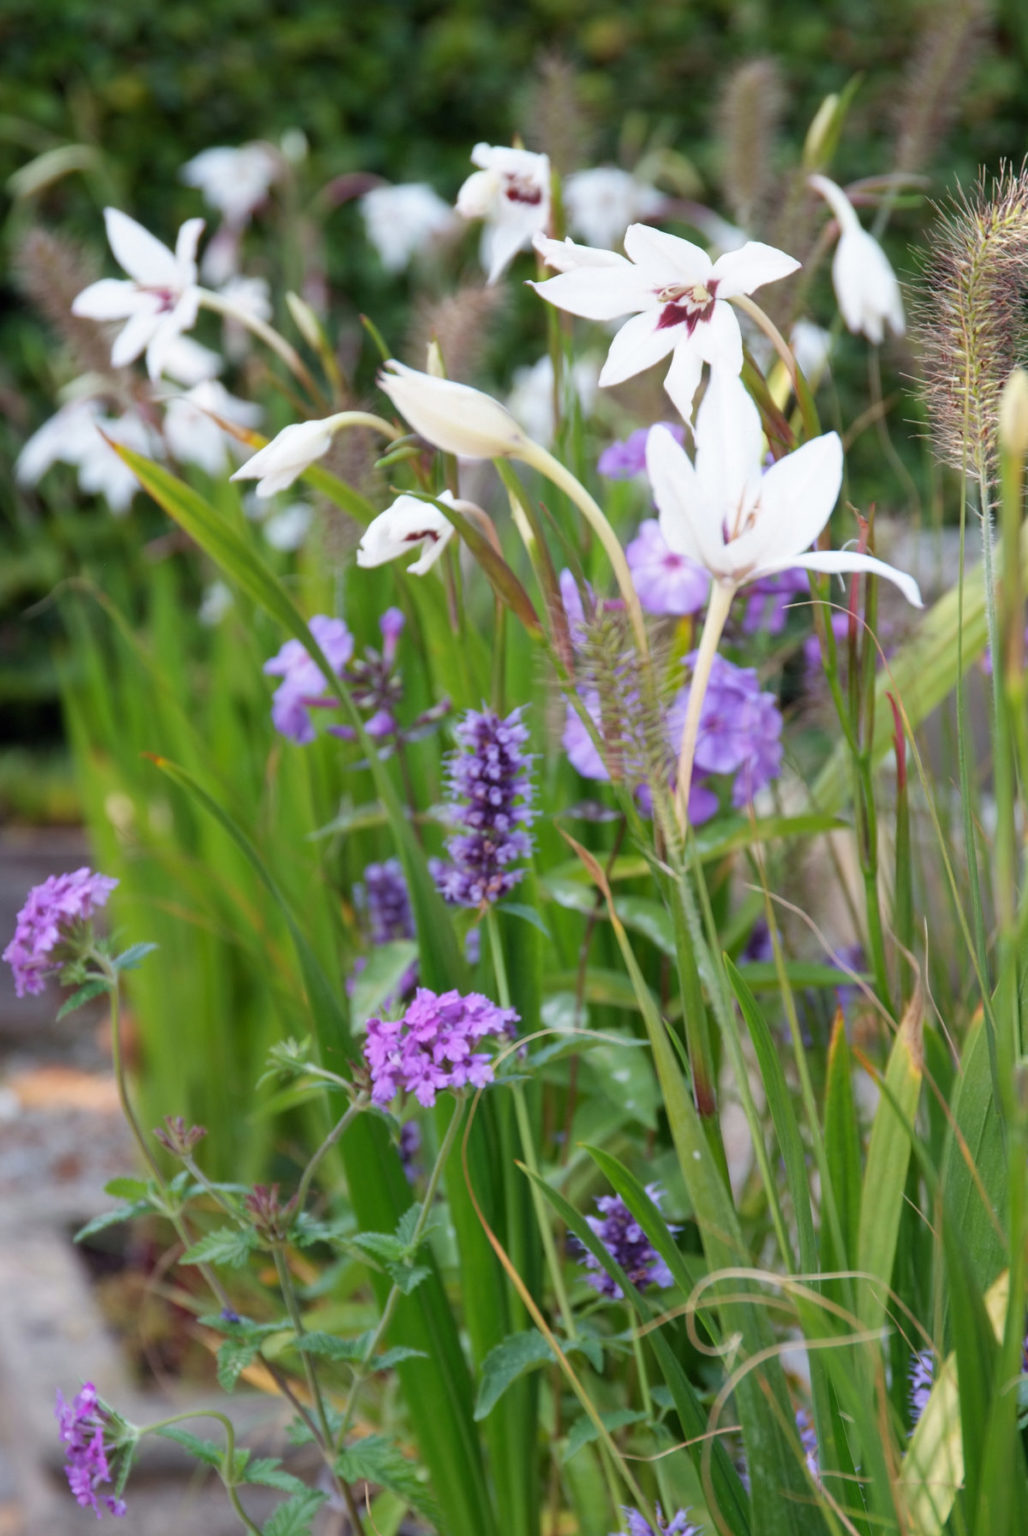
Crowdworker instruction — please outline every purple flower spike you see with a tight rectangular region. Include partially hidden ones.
[626,519,709,617]
[55,1383,127,1519]
[263,615,355,744]
[612,1505,702,1536]
[363,987,518,1108]
[4,868,118,999]
[909,1349,934,1430]
[434,707,536,908]
[580,1184,677,1300]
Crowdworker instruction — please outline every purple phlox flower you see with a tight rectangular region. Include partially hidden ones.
[612,1504,701,1536]
[580,1184,677,1300]
[598,423,685,480]
[626,519,709,617]
[909,1349,934,1430]
[674,651,783,808]
[434,707,537,909]
[795,1406,820,1480]
[363,986,519,1108]
[55,1383,127,1519]
[263,615,355,744]
[4,868,118,999]
[741,567,810,637]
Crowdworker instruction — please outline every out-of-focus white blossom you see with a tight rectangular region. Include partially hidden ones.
[564,167,663,251]
[356,491,458,576]
[456,143,550,283]
[231,418,337,498]
[198,580,234,626]
[16,397,159,514]
[262,502,314,551]
[808,175,905,343]
[360,183,459,273]
[72,208,204,380]
[181,143,279,227]
[159,334,223,386]
[790,319,832,385]
[162,380,262,476]
[505,355,600,447]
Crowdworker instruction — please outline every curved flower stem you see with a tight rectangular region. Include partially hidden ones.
[335,1095,465,1449]
[196,287,328,409]
[90,954,166,1189]
[293,1096,366,1215]
[673,581,734,830]
[731,293,820,441]
[146,1409,264,1535]
[486,910,577,1341]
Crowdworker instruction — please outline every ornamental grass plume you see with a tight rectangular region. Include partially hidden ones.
[891,0,988,177]
[914,163,1028,493]
[717,57,784,235]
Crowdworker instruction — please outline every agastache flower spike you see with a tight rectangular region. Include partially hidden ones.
[532,223,800,418]
[808,174,905,343]
[434,707,537,908]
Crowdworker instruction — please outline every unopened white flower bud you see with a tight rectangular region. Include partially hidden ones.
[378,360,527,460]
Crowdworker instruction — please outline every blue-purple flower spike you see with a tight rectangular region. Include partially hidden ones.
[612,1504,702,1536]
[581,1184,677,1300]
[435,706,536,908]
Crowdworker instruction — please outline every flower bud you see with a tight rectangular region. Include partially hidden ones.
[998,368,1028,461]
[357,490,458,575]
[378,360,528,460]
[230,418,336,497]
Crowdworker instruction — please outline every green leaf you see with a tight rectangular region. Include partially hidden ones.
[386,1260,431,1295]
[474,1330,555,1421]
[104,1177,150,1201]
[57,978,109,1019]
[74,1200,152,1242]
[217,1336,262,1392]
[496,901,552,938]
[180,1226,258,1269]
[336,1436,441,1529]
[374,1344,429,1371]
[349,940,419,1026]
[241,1459,307,1495]
[563,1409,647,1464]
[113,941,158,972]
[351,1230,406,1264]
[153,1426,225,1469]
[264,1489,327,1536]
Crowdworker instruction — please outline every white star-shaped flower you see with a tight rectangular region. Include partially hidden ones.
[72,208,205,380]
[356,491,458,576]
[180,143,279,227]
[808,175,905,344]
[360,183,459,273]
[532,223,800,419]
[456,142,550,284]
[646,372,922,605]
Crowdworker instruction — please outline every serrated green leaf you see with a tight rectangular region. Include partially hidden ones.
[336,1436,440,1529]
[393,1203,423,1250]
[153,1425,225,1469]
[373,1345,429,1371]
[180,1226,257,1268]
[217,1336,262,1392]
[242,1458,307,1495]
[57,978,109,1019]
[264,1489,327,1536]
[294,1331,367,1362]
[563,1409,647,1464]
[385,1260,431,1295]
[113,941,158,972]
[474,1330,555,1421]
[351,1231,406,1264]
[74,1201,151,1242]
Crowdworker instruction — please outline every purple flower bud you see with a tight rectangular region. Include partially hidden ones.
[4,868,118,999]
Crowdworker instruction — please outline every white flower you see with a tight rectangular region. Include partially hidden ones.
[15,399,106,487]
[159,334,223,386]
[505,355,599,447]
[356,491,458,576]
[198,580,234,626]
[72,208,204,380]
[808,175,905,343]
[646,372,922,605]
[790,319,832,385]
[218,274,272,324]
[564,167,664,251]
[532,223,800,420]
[263,502,314,552]
[360,183,459,273]
[163,380,262,476]
[456,142,550,284]
[230,418,336,498]
[180,143,279,226]
[379,360,528,459]
[15,398,158,514]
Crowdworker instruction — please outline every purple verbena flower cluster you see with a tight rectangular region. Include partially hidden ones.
[55,1383,127,1519]
[434,707,536,908]
[581,1184,676,1300]
[612,1504,701,1536]
[626,520,709,617]
[363,987,518,1107]
[597,423,685,479]
[4,868,118,999]
[263,615,355,744]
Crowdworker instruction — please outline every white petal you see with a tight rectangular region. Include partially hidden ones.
[694,373,763,519]
[110,306,162,368]
[646,425,725,572]
[356,493,455,575]
[662,342,703,421]
[531,264,652,321]
[174,217,206,278]
[456,168,495,220]
[71,278,140,320]
[808,174,861,237]
[145,290,200,380]
[598,310,679,388]
[623,224,711,284]
[693,299,744,375]
[761,549,922,608]
[533,233,630,272]
[483,204,538,284]
[103,208,179,287]
[755,432,844,563]
[711,240,800,298]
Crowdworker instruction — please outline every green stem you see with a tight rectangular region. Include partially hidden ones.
[486,911,577,1340]
[197,288,328,408]
[147,1409,261,1535]
[674,581,734,829]
[294,1096,366,1215]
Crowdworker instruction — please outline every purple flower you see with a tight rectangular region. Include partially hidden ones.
[626,519,709,617]
[741,568,809,636]
[363,987,518,1108]
[398,1120,422,1182]
[611,1505,701,1536]
[4,868,118,999]
[580,1184,677,1300]
[351,858,418,1004]
[434,707,536,908]
[795,1406,819,1480]
[909,1349,934,1430]
[55,1383,127,1519]
[674,652,783,807]
[263,615,354,744]
[598,423,685,480]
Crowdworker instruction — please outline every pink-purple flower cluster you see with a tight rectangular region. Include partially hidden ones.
[434,707,536,908]
[3,868,118,999]
[363,987,519,1107]
[55,1383,126,1519]
[581,1184,677,1300]
[612,1505,701,1536]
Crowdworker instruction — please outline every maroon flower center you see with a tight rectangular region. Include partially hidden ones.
[656,277,719,333]
[504,173,544,207]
